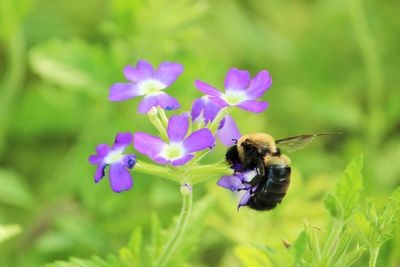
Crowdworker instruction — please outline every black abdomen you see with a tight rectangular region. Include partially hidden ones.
[248,164,291,211]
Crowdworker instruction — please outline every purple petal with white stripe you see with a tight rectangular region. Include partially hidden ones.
[134,132,166,159]
[155,92,180,111]
[194,80,224,98]
[247,70,272,99]
[112,132,133,151]
[109,83,144,101]
[154,62,184,86]
[191,96,223,124]
[182,128,215,153]
[224,68,250,92]
[168,113,189,142]
[171,154,194,166]
[88,144,110,164]
[138,95,158,114]
[236,100,269,113]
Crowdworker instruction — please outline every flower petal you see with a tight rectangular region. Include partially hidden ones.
[236,100,269,113]
[238,189,252,209]
[138,95,158,114]
[216,115,241,147]
[137,60,155,78]
[242,170,258,183]
[122,154,136,169]
[109,83,144,101]
[94,163,106,183]
[134,132,166,158]
[247,70,272,99]
[154,62,184,86]
[109,163,133,192]
[190,97,206,122]
[203,99,222,123]
[112,132,133,151]
[182,128,215,153]
[167,113,189,142]
[171,154,194,166]
[217,175,246,191]
[155,92,180,111]
[224,68,251,92]
[123,65,139,81]
[194,80,224,98]
[88,144,110,164]
[152,155,170,165]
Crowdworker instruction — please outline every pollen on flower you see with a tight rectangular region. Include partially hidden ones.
[139,79,166,94]
[223,90,248,105]
[104,150,124,164]
[162,143,185,160]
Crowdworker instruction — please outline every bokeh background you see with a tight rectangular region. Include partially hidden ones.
[0,0,399,266]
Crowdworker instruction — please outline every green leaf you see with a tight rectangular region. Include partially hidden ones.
[0,169,34,208]
[119,227,142,267]
[324,154,363,220]
[323,194,340,219]
[0,224,21,243]
[292,231,308,264]
[149,212,162,266]
[29,39,112,94]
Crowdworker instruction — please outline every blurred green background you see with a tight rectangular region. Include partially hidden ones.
[0,0,399,266]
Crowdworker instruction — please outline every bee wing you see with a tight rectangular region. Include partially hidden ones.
[276,132,341,153]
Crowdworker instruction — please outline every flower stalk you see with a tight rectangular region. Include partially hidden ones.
[369,246,380,267]
[156,183,193,267]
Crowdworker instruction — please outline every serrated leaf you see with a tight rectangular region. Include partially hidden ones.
[149,212,162,266]
[119,227,142,266]
[292,231,307,264]
[323,194,340,219]
[324,154,363,220]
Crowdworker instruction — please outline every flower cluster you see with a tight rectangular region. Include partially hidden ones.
[89,59,272,203]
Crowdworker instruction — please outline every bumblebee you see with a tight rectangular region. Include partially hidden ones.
[226,132,337,211]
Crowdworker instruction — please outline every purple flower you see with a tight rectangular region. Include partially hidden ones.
[109,60,183,114]
[191,96,223,125]
[195,68,272,113]
[134,113,215,166]
[217,170,258,209]
[88,132,136,193]
[216,115,241,147]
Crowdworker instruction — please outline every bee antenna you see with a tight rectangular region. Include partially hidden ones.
[232,139,238,144]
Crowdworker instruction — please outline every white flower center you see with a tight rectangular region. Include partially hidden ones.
[223,90,248,105]
[161,143,185,160]
[104,150,124,164]
[138,79,166,95]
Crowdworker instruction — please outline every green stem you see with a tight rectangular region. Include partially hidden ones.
[134,162,181,183]
[209,106,233,133]
[0,29,25,154]
[148,108,168,142]
[369,246,380,267]
[157,185,193,267]
[157,106,169,128]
